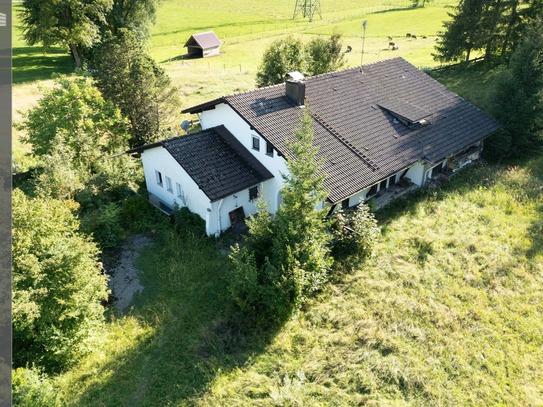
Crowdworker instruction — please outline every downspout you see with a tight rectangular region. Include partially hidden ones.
[216,199,224,237]
[424,168,432,184]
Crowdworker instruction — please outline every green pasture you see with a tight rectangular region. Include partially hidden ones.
[21,137,543,406]
[151,0,453,114]
[12,0,455,134]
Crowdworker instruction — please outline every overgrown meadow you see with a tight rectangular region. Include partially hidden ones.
[11,0,543,405]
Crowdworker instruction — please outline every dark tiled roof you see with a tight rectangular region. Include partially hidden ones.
[184,31,221,49]
[185,58,501,203]
[151,126,273,202]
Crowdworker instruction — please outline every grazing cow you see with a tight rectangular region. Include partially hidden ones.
[388,41,396,49]
[346,45,352,53]
[406,33,411,38]
[387,36,393,41]
[411,34,417,40]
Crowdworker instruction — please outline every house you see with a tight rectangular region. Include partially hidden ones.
[184,31,221,58]
[134,58,501,236]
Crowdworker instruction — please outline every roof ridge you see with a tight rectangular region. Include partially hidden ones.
[225,81,285,100]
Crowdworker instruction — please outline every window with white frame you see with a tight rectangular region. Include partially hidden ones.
[165,176,173,193]
[156,170,163,186]
[176,182,182,198]
[252,135,260,151]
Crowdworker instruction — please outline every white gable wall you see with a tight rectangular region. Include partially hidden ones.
[207,178,276,235]
[200,103,288,213]
[141,146,213,232]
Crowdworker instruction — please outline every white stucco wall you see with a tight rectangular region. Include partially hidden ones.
[404,161,426,186]
[207,178,276,235]
[142,145,279,236]
[141,146,212,227]
[200,103,288,213]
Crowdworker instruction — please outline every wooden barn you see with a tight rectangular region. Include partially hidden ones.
[184,31,221,58]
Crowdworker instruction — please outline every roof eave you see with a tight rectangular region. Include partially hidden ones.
[182,97,226,114]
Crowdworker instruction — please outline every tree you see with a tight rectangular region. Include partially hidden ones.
[305,32,345,76]
[256,34,346,87]
[329,204,380,269]
[19,76,130,168]
[104,0,159,40]
[19,0,113,68]
[433,0,488,62]
[271,107,332,309]
[256,36,304,87]
[228,108,332,322]
[12,189,109,372]
[488,16,543,157]
[93,30,181,146]
[434,0,543,63]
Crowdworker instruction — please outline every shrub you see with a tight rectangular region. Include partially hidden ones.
[330,203,380,268]
[12,368,58,407]
[172,206,206,239]
[80,202,125,250]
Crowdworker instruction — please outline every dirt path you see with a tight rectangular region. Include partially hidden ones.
[106,235,153,314]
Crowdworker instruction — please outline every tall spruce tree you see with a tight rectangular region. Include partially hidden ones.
[488,16,543,157]
[228,108,332,322]
[93,29,180,146]
[434,0,543,63]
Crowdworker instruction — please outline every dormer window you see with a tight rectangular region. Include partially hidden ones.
[377,99,432,129]
[252,135,260,151]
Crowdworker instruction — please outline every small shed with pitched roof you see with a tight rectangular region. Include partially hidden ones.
[184,31,221,58]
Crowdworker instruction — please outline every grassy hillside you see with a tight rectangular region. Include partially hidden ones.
[14,66,543,406]
[19,145,543,406]
[151,0,454,115]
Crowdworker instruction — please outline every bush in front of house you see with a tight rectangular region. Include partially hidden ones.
[329,203,380,269]
[172,205,206,239]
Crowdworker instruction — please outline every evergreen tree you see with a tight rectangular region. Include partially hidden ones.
[434,0,542,63]
[228,108,332,322]
[434,0,487,62]
[488,16,543,157]
[93,29,181,146]
[272,108,331,309]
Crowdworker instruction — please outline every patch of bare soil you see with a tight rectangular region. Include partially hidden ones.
[105,235,153,314]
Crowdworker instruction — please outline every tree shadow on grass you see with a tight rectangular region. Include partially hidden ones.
[73,232,283,406]
[526,203,543,260]
[13,46,73,84]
